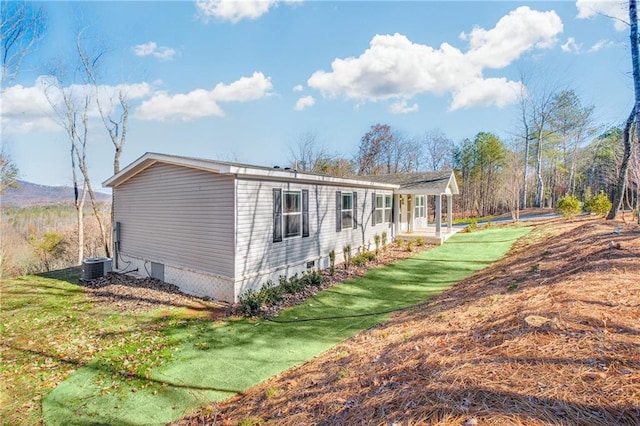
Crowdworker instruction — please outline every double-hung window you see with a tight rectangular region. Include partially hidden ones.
[374,193,392,224]
[341,192,353,229]
[414,195,425,218]
[283,191,301,238]
[273,189,309,242]
[335,191,357,231]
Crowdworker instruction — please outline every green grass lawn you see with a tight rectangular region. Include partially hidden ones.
[3,226,530,425]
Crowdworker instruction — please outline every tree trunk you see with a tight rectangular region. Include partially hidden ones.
[607,109,634,219]
[521,135,529,209]
[535,128,545,207]
[608,0,639,219]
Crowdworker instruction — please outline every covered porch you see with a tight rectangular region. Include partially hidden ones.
[395,191,460,245]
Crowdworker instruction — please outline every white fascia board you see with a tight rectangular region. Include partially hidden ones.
[103,152,230,187]
[231,166,398,189]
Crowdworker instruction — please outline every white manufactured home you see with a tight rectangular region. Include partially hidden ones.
[104,153,459,303]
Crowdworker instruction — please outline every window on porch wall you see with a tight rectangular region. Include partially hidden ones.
[415,195,425,218]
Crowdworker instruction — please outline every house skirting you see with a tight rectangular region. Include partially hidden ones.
[114,255,236,303]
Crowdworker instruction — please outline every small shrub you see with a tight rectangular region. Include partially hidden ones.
[261,280,284,304]
[405,240,414,252]
[352,253,368,267]
[329,249,336,275]
[557,195,582,218]
[239,288,267,316]
[381,231,388,251]
[484,221,492,229]
[583,191,612,216]
[465,218,478,233]
[363,251,376,262]
[416,237,425,247]
[280,274,304,294]
[301,270,324,287]
[374,233,381,253]
[343,244,352,269]
[265,386,279,399]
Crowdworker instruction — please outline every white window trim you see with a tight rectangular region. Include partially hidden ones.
[415,195,425,218]
[376,194,392,224]
[341,192,353,229]
[283,190,302,238]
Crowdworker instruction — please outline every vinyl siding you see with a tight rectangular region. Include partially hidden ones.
[235,177,394,282]
[114,162,235,278]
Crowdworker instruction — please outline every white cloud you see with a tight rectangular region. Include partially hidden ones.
[0,76,153,134]
[308,6,562,111]
[390,100,418,114]
[133,41,176,60]
[136,72,273,121]
[293,84,304,92]
[561,37,582,53]
[589,39,617,51]
[196,0,277,23]
[294,95,315,111]
[576,0,628,31]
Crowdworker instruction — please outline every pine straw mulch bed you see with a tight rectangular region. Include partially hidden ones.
[175,216,640,426]
[79,241,431,317]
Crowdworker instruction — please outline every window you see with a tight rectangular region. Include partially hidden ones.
[283,191,301,238]
[273,189,309,242]
[336,191,357,231]
[341,192,353,229]
[415,195,425,218]
[375,194,392,224]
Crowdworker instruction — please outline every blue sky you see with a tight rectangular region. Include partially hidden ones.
[1,0,634,189]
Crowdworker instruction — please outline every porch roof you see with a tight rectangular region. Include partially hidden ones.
[365,171,459,195]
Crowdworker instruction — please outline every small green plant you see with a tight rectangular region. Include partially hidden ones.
[557,195,581,218]
[238,288,267,316]
[343,244,352,269]
[507,283,519,291]
[260,280,284,304]
[416,236,425,247]
[374,233,381,254]
[300,270,324,287]
[265,386,279,399]
[329,249,336,275]
[465,218,478,233]
[280,274,304,294]
[381,231,388,251]
[583,191,612,216]
[351,253,368,267]
[239,417,263,426]
[405,239,414,252]
[338,368,352,379]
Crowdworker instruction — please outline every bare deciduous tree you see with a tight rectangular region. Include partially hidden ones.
[0,1,45,88]
[419,129,453,171]
[76,29,129,175]
[287,132,333,173]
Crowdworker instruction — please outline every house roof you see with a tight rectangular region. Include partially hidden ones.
[104,153,459,196]
[365,171,459,195]
[103,152,399,190]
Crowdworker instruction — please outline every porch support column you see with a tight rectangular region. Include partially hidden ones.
[447,194,453,233]
[435,194,442,237]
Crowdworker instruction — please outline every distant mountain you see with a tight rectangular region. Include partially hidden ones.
[1,180,111,208]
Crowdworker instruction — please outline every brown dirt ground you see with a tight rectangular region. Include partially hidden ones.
[174,216,640,426]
